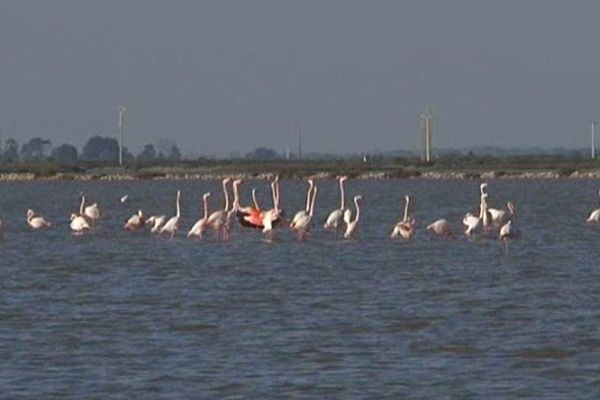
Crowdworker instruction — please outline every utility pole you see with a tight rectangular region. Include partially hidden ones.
[118,106,127,165]
[295,122,302,160]
[592,121,597,159]
[420,111,433,162]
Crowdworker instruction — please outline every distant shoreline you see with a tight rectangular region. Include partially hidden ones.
[1,169,600,181]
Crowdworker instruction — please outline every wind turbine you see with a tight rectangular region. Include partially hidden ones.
[592,121,597,159]
[118,105,127,165]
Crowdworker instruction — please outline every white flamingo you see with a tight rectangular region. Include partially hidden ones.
[124,210,145,231]
[207,178,232,240]
[26,209,51,229]
[479,183,491,229]
[290,179,317,240]
[70,213,90,234]
[324,176,348,236]
[343,195,362,239]
[261,177,284,239]
[499,220,520,254]
[426,219,455,239]
[188,192,212,239]
[160,190,181,238]
[391,195,416,240]
[147,215,167,233]
[80,194,100,222]
[290,179,315,229]
[463,192,489,236]
[488,202,516,227]
[586,189,600,223]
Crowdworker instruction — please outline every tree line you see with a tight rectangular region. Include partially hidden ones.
[0,136,182,164]
[0,136,305,164]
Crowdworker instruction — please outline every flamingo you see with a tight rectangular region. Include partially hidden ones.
[234,180,262,229]
[228,178,242,226]
[70,213,90,234]
[188,192,212,238]
[343,195,362,239]
[261,180,282,240]
[499,220,520,255]
[324,176,348,236]
[147,215,167,233]
[160,190,181,238]
[488,202,516,227]
[124,210,145,231]
[26,209,51,229]
[463,192,489,236]
[261,176,284,238]
[207,178,232,240]
[391,195,416,240]
[80,194,100,222]
[426,219,455,239]
[479,183,491,229]
[290,179,318,240]
[290,179,315,229]
[586,189,600,223]
[120,195,129,204]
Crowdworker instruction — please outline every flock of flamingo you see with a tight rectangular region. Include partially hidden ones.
[4,177,600,252]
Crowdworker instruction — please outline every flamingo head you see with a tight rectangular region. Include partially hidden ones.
[354,195,362,202]
[308,178,314,187]
[26,209,34,218]
[137,210,144,217]
[480,182,488,194]
[404,195,410,202]
[70,213,78,221]
[340,176,348,182]
[203,192,211,199]
[507,201,516,214]
[222,177,232,184]
[146,216,156,224]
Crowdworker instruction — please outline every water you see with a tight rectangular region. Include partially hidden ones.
[1,179,600,398]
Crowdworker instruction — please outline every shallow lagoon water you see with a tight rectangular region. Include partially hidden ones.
[1,179,600,398]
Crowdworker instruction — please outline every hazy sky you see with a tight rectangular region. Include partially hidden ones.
[1,1,599,156]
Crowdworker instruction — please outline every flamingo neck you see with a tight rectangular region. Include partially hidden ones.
[339,178,345,210]
[274,179,280,210]
[354,197,360,222]
[271,181,278,210]
[252,190,260,211]
[80,196,85,214]
[480,195,488,224]
[232,182,240,210]
[309,186,318,217]
[203,196,209,220]
[223,180,230,212]
[403,196,410,222]
[305,181,314,212]
[176,191,181,218]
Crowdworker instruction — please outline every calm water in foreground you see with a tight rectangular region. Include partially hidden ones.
[1,179,599,399]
